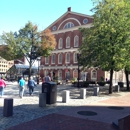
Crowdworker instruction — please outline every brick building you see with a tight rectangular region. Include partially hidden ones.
[40,7,125,83]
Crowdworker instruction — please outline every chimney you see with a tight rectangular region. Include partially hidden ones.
[68,7,71,12]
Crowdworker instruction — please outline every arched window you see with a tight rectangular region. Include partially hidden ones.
[66,53,70,63]
[58,53,62,64]
[74,35,79,47]
[45,57,49,64]
[73,70,78,79]
[91,69,97,81]
[74,53,78,63]
[63,22,74,29]
[66,37,70,48]
[58,38,63,49]
[51,54,55,64]
[44,70,48,77]
[58,70,62,80]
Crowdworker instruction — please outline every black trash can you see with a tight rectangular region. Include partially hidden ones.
[118,82,124,88]
[3,98,13,117]
[42,82,57,104]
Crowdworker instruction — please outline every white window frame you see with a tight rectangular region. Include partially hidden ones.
[66,53,70,63]
[58,38,63,49]
[74,53,78,63]
[91,69,97,81]
[44,70,48,77]
[63,22,74,29]
[66,37,70,48]
[58,53,62,64]
[73,70,78,79]
[74,35,79,47]
[58,70,62,80]
[51,54,55,64]
[45,57,49,64]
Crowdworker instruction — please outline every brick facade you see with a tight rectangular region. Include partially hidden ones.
[40,7,105,82]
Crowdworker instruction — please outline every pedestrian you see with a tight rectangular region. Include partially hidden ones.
[0,77,6,97]
[27,77,37,95]
[19,77,25,98]
[45,73,51,82]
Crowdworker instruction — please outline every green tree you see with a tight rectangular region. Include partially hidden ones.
[0,22,56,79]
[79,0,130,93]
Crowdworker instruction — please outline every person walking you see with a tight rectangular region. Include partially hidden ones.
[45,73,51,82]
[0,77,6,97]
[27,77,36,95]
[19,77,25,98]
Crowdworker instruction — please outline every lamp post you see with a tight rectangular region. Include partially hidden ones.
[37,57,41,84]
[77,54,80,88]
[65,63,68,84]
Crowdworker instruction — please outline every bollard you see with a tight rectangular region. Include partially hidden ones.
[3,98,13,117]
[39,93,46,107]
[80,88,86,99]
[62,90,70,103]
[94,87,99,96]
[115,85,120,92]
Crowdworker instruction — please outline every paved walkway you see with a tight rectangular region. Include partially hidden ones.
[0,82,130,130]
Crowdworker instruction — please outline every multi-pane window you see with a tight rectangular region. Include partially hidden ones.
[91,70,97,81]
[58,54,62,64]
[58,70,62,80]
[44,70,48,77]
[74,53,78,63]
[73,70,78,79]
[51,54,55,64]
[63,22,74,29]
[66,53,70,63]
[45,57,49,64]
[66,37,70,48]
[74,35,79,47]
[58,38,63,49]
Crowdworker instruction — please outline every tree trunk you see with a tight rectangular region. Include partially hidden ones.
[29,59,32,80]
[125,68,129,91]
[109,68,113,94]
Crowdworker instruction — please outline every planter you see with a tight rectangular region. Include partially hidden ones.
[97,82,106,86]
[83,81,89,87]
[89,81,96,84]
[118,82,124,88]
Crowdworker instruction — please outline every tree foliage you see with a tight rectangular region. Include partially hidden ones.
[0,21,57,78]
[79,0,130,93]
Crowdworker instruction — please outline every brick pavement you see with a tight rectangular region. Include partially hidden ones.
[0,82,130,130]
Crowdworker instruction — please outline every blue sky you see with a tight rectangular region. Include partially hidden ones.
[0,0,94,35]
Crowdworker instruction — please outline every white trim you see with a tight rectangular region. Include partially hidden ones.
[58,38,63,49]
[73,52,78,63]
[58,53,62,64]
[44,11,93,31]
[74,35,79,47]
[58,18,81,30]
[52,23,92,34]
[66,53,70,63]
[66,37,70,48]
[40,65,80,70]
[51,54,55,64]
[91,69,97,81]
[52,48,78,54]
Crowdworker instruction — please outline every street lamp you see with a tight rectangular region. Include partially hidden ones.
[65,63,68,84]
[37,57,41,84]
[77,53,80,88]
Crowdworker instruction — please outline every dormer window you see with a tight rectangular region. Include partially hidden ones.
[63,22,74,29]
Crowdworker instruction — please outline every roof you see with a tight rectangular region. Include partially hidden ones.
[14,64,38,69]
[44,8,93,31]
